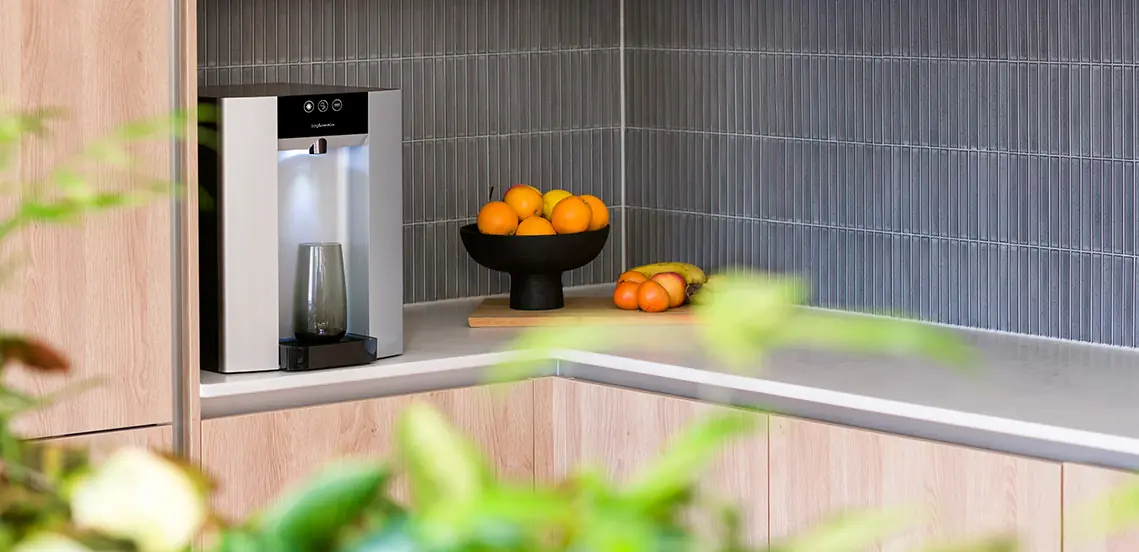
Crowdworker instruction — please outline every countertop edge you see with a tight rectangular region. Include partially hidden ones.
[200,346,1139,470]
[556,350,1139,469]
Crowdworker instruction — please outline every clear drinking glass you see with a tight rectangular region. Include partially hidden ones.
[293,242,348,344]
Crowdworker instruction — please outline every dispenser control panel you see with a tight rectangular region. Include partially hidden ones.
[278,92,369,139]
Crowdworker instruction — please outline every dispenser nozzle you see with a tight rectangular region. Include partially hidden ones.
[308,138,328,155]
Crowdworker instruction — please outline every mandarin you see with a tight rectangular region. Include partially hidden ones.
[550,196,592,234]
[580,194,609,230]
[476,201,519,235]
[542,189,573,219]
[517,216,556,236]
[636,280,670,312]
[613,281,641,310]
[617,270,648,285]
[504,187,543,219]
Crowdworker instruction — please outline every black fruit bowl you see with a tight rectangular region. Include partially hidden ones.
[460,223,610,310]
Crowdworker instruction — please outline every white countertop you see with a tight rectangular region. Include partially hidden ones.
[201,285,1139,470]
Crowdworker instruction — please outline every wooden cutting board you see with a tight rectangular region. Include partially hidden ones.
[468,297,697,328]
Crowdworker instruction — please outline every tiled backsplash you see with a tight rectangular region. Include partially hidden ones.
[201,0,1138,347]
[625,0,1139,347]
[197,0,623,303]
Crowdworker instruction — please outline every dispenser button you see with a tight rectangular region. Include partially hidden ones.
[303,100,315,113]
[331,99,343,112]
[317,100,329,112]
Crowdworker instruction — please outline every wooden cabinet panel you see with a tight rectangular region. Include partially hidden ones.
[42,425,172,461]
[769,416,1061,552]
[202,382,534,520]
[1063,463,1139,551]
[0,0,174,438]
[536,378,768,546]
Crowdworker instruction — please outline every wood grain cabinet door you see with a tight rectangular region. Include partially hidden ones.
[535,378,769,546]
[201,382,534,520]
[769,416,1061,552]
[41,425,172,460]
[1063,463,1139,551]
[0,0,174,439]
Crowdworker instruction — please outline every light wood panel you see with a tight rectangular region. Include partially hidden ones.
[1063,463,1139,551]
[536,378,768,546]
[0,0,174,438]
[41,424,173,461]
[202,383,534,521]
[175,0,201,463]
[769,416,1061,552]
[468,297,696,328]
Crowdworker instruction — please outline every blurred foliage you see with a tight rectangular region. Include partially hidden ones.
[0,104,1135,552]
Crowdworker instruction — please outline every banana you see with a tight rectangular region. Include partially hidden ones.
[628,262,707,285]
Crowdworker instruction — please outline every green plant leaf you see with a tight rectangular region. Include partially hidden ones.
[692,272,809,372]
[572,513,657,552]
[0,388,38,417]
[49,169,95,201]
[396,402,491,510]
[16,200,79,223]
[919,535,1019,552]
[623,412,757,511]
[0,107,63,145]
[768,508,915,552]
[493,324,616,383]
[81,141,134,169]
[415,484,576,550]
[212,529,288,552]
[1068,475,1139,543]
[254,460,390,551]
[344,515,419,552]
[774,311,976,371]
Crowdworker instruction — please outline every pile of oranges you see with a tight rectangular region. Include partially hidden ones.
[612,270,687,313]
[477,184,609,236]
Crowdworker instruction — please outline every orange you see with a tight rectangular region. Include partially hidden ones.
[580,194,609,230]
[477,201,519,235]
[507,183,541,196]
[637,280,670,312]
[613,281,641,310]
[550,196,592,234]
[517,216,556,236]
[504,187,543,219]
[617,270,648,285]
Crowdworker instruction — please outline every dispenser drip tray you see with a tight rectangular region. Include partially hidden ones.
[279,334,379,371]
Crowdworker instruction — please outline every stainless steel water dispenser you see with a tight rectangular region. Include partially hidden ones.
[198,84,403,373]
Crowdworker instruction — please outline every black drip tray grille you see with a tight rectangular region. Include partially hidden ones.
[279,334,379,371]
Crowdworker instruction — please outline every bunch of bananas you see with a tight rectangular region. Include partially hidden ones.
[623,262,711,303]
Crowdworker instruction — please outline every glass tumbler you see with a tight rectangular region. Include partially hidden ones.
[292,242,348,344]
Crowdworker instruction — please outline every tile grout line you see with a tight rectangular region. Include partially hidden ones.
[626,126,1139,164]
[628,206,1139,260]
[403,127,623,144]
[201,46,623,70]
[625,46,1139,68]
[619,0,628,272]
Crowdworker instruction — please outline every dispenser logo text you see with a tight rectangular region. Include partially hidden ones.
[311,123,336,129]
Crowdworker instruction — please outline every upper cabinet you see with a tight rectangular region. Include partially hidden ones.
[0,0,175,438]
[769,416,1062,552]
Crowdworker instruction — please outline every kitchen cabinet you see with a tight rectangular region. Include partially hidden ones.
[41,425,172,460]
[535,378,768,546]
[0,0,175,438]
[769,416,1061,551]
[201,382,534,520]
[1062,463,1139,551]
